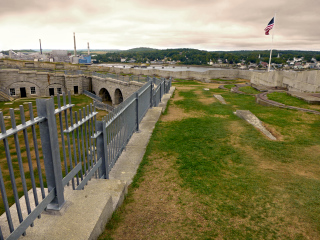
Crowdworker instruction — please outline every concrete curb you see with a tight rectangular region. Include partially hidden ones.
[10,86,175,240]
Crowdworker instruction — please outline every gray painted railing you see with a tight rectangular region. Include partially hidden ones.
[83,90,114,112]
[0,77,172,239]
[83,90,102,102]
[92,72,148,83]
[64,70,83,75]
[94,100,114,112]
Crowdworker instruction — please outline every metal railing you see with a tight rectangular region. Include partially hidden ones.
[64,70,83,75]
[83,90,114,112]
[83,90,102,102]
[92,72,148,83]
[93,101,114,112]
[0,77,172,239]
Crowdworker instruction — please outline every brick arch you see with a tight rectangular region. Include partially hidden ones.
[98,88,113,105]
[7,81,41,90]
[114,88,123,105]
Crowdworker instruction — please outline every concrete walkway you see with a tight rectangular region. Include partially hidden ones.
[1,87,175,240]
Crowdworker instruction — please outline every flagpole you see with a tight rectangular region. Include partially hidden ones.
[268,13,276,72]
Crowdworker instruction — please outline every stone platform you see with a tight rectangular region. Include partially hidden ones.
[287,91,320,104]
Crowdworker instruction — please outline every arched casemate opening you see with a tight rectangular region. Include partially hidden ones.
[114,88,123,105]
[99,88,112,105]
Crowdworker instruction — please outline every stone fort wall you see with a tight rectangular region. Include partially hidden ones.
[0,69,142,104]
[2,59,320,93]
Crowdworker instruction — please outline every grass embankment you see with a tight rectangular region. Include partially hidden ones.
[100,79,320,240]
[174,78,203,85]
[239,86,261,94]
[0,95,106,214]
[268,92,320,111]
[224,84,235,89]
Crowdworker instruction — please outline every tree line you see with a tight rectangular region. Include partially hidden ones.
[95,48,320,65]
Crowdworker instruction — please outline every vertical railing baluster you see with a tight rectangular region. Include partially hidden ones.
[10,108,33,226]
[80,109,87,177]
[88,105,94,175]
[19,106,39,217]
[90,104,97,178]
[75,111,83,181]
[69,93,79,186]
[84,107,90,175]
[0,115,14,233]
[57,94,68,179]
[64,92,75,190]
[110,113,115,168]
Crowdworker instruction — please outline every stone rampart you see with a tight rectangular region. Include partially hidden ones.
[0,69,144,106]
[4,59,320,93]
[250,70,320,92]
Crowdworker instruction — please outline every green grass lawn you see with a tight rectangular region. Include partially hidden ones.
[239,86,261,94]
[99,84,320,240]
[224,84,236,89]
[267,92,320,111]
[173,78,203,85]
[211,78,237,82]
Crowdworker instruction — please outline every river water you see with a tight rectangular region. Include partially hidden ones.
[97,64,224,72]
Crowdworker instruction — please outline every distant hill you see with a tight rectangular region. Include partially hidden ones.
[126,47,158,52]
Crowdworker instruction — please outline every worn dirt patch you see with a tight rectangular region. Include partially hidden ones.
[213,114,229,119]
[262,122,284,141]
[174,86,197,91]
[198,97,216,105]
[161,105,205,122]
[110,154,212,240]
[171,91,184,102]
[161,88,206,122]
[202,83,225,89]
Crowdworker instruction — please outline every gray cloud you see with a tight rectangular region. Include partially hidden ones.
[0,0,319,50]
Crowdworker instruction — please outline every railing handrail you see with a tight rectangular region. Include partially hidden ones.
[0,76,172,239]
[83,90,102,102]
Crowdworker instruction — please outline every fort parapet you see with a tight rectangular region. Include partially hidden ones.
[1,59,320,93]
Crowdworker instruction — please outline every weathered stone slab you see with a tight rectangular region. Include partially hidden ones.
[288,91,320,104]
[234,110,277,140]
[213,94,227,104]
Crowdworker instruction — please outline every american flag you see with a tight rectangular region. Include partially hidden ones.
[264,17,274,35]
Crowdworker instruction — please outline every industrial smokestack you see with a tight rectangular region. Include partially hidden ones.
[73,32,77,56]
[39,39,42,55]
[87,42,90,55]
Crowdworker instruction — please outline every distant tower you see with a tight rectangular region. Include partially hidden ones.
[258,54,261,59]
[87,42,90,55]
[277,53,280,58]
[73,32,77,56]
[39,39,42,55]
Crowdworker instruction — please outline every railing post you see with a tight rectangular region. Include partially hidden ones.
[36,98,65,210]
[96,120,109,179]
[150,80,153,108]
[159,80,162,103]
[136,92,139,132]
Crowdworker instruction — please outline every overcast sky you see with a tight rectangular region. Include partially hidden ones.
[0,0,319,51]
